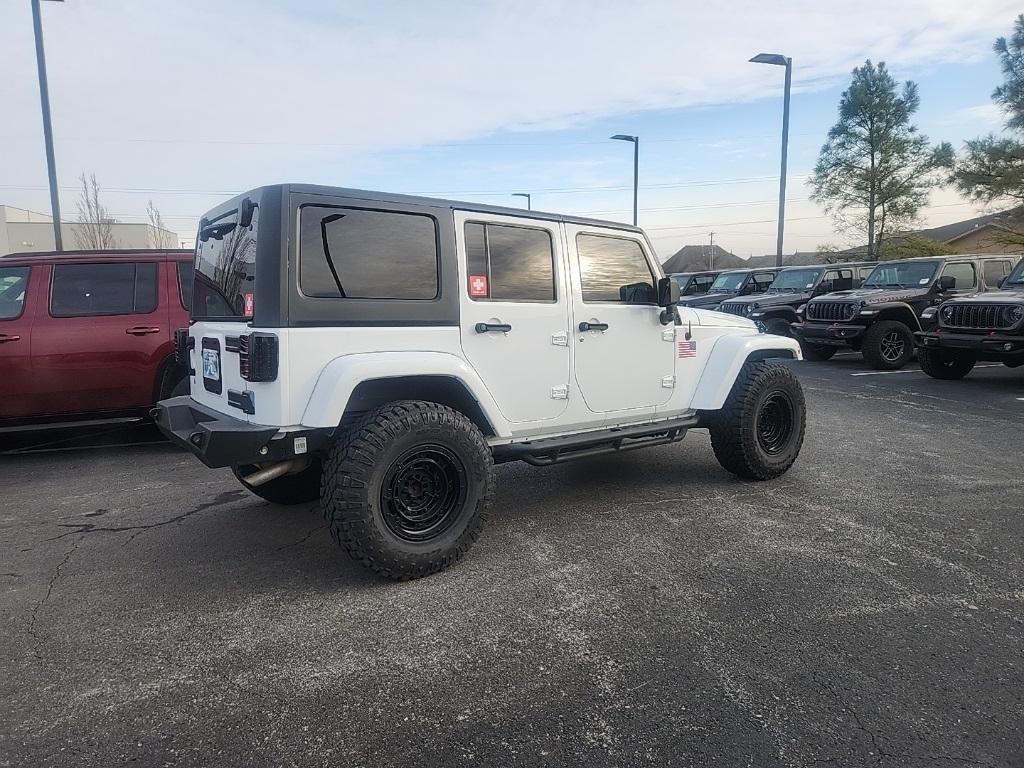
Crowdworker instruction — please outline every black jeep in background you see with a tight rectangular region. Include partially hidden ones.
[670,270,721,298]
[677,267,779,310]
[791,254,1018,369]
[717,262,872,337]
[914,257,1024,378]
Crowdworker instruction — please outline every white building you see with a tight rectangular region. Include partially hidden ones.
[0,206,179,256]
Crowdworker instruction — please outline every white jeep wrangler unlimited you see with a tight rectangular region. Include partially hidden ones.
[155,184,805,579]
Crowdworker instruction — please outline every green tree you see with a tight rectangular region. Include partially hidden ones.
[953,15,1024,246]
[810,61,953,260]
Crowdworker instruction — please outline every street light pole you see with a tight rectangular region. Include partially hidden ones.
[750,53,792,268]
[512,193,531,210]
[31,0,64,251]
[610,134,639,226]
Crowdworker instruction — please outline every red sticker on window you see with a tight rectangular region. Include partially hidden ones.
[469,275,489,298]
[244,293,254,315]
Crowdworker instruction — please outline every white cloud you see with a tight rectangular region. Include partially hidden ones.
[0,0,1018,243]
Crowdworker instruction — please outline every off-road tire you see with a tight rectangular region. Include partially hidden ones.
[321,400,494,580]
[763,317,792,337]
[800,342,836,362]
[707,360,805,480]
[917,347,976,380]
[233,460,322,505]
[861,320,915,370]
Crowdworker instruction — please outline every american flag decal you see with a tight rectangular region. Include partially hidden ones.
[677,339,697,358]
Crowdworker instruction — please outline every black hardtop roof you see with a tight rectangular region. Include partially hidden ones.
[669,270,721,277]
[2,248,191,264]
[215,183,646,234]
[717,266,782,275]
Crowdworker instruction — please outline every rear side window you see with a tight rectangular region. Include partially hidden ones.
[0,266,31,320]
[299,206,438,300]
[465,222,555,302]
[983,259,1011,286]
[577,234,655,304]
[690,274,715,294]
[942,262,977,290]
[177,262,194,310]
[50,262,158,317]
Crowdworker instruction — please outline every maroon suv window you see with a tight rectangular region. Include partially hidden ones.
[50,262,158,317]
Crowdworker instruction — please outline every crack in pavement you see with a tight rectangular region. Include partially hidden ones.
[275,512,324,552]
[44,490,247,544]
[26,536,82,659]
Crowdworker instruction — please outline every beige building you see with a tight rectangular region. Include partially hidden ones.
[0,205,179,256]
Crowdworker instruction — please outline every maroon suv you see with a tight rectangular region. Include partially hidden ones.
[0,249,193,428]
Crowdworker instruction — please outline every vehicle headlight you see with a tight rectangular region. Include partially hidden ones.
[745,303,757,315]
[1004,304,1024,325]
[940,305,954,323]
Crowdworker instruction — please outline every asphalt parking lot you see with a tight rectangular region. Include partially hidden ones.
[1,357,1022,768]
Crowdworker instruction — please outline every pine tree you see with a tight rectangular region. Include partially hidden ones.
[810,61,952,259]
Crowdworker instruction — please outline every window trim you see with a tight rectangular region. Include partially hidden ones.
[48,261,160,319]
[575,231,658,306]
[0,265,32,322]
[464,219,558,304]
[297,203,442,302]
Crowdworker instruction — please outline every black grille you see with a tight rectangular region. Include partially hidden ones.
[718,302,747,316]
[807,301,855,321]
[941,303,1018,330]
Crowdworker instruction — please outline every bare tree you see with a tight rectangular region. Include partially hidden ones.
[74,173,118,249]
[146,199,174,248]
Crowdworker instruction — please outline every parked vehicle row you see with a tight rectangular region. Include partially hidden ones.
[674,254,1022,375]
[0,249,192,428]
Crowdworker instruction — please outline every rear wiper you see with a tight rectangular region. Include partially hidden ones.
[199,221,237,241]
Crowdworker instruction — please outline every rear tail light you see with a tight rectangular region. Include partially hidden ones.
[174,328,194,371]
[239,333,278,382]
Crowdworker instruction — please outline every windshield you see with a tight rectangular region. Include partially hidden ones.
[768,269,821,292]
[1005,260,1024,286]
[862,260,939,289]
[192,204,259,320]
[710,272,746,292]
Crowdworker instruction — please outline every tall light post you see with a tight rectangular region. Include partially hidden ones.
[31,0,65,251]
[610,134,639,226]
[750,53,792,268]
[512,192,531,210]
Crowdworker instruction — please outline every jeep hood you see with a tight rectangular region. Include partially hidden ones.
[691,308,757,329]
[944,289,1024,304]
[721,292,807,308]
[812,287,929,305]
[678,290,737,308]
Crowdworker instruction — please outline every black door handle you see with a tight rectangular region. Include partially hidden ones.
[475,322,512,333]
[579,321,609,332]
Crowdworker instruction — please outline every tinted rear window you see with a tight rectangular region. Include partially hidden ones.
[299,205,439,300]
[50,262,158,317]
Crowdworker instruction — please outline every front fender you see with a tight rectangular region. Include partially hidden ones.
[300,351,511,436]
[872,302,922,330]
[690,333,802,411]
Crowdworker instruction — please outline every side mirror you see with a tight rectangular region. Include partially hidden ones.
[657,276,680,307]
[937,275,956,292]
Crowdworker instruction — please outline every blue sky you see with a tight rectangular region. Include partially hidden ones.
[0,0,1016,260]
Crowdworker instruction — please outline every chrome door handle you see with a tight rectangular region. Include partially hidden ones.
[126,326,161,336]
[579,321,608,332]
[0,334,21,343]
[475,322,512,333]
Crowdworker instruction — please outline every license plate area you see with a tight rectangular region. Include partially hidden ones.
[201,337,222,394]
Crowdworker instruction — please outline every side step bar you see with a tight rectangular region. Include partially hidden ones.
[492,413,702,466]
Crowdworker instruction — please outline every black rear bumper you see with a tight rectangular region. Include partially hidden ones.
[915,330,1024,362]
[153,396,329,468]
